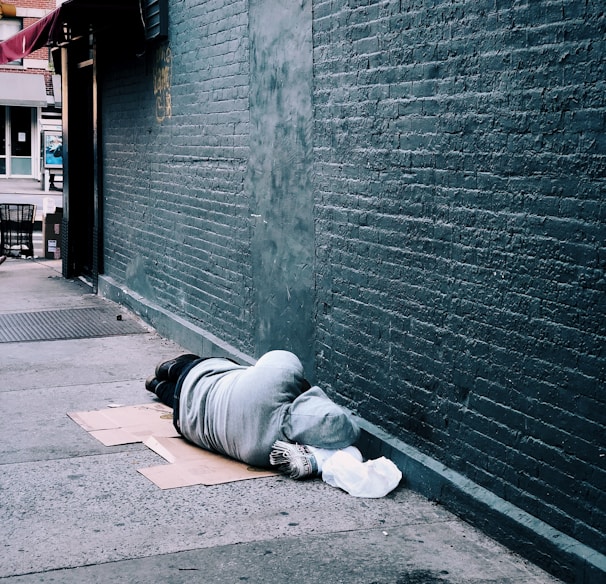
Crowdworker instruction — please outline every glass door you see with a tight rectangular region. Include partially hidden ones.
[10,107,33,176]
[0,107,5,175]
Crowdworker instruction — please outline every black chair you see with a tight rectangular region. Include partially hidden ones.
[0,203,37,258]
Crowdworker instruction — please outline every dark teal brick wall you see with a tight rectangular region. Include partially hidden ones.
[102,0,254,354]
[313,0,605,559]
[101,0,316,367]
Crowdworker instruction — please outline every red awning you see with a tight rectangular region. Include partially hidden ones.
[0,8,63,65]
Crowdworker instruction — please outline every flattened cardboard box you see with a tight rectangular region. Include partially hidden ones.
[68,403,276,489]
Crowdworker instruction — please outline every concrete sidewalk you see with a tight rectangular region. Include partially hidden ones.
[0,257,562,584]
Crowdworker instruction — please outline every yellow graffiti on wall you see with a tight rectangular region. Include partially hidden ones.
[154,45,172,122]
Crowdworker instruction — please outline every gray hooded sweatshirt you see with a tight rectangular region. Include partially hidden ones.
[178,350,360,468]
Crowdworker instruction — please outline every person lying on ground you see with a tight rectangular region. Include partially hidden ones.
[145,350,361,478]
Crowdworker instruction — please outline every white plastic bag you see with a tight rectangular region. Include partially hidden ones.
[308,445,363,469]
[321,450,402,498]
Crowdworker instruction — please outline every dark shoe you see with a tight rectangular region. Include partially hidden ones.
[145,375,163,394]
[155,354,199,381]
[145,374,175,399]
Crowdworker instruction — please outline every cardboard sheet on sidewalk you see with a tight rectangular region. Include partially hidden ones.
[67,403,179,446]
[67,403,277,489]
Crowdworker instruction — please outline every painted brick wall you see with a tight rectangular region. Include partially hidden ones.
[313,0,605,558]
[97,0,605,567]
[102,0,317,369]
[102,0,254,354]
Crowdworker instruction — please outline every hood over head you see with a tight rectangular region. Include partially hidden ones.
[282,386,360,449]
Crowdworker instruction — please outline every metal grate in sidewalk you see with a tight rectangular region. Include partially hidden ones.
[0,307,147,343]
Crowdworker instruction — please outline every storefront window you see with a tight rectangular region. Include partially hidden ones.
[0,18,23,66]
